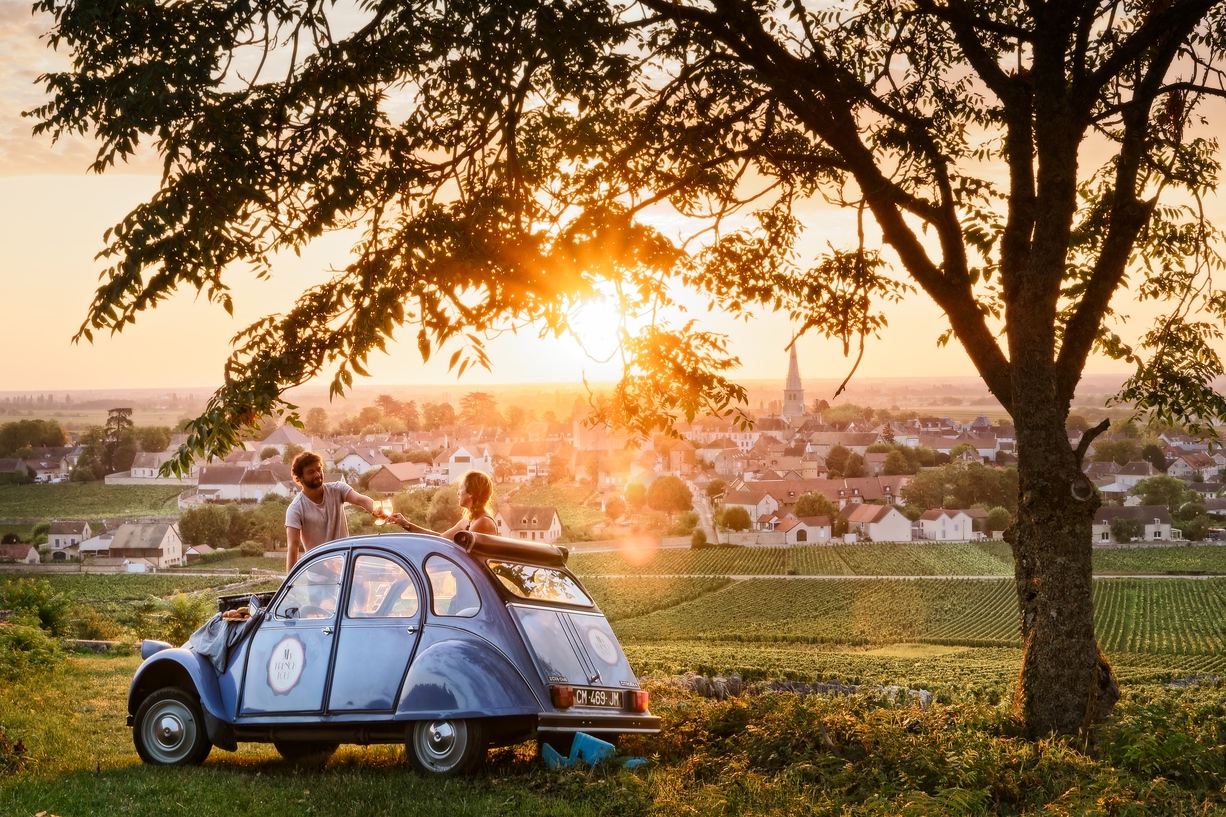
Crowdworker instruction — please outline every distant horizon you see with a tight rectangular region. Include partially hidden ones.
[0,371,1141,400]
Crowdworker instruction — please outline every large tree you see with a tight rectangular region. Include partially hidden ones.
[33,0,1226,736]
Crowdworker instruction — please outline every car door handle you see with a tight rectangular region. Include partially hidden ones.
[322,626,333,635]
[406,625,419,634]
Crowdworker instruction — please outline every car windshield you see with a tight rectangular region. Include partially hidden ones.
[486,561,592,607]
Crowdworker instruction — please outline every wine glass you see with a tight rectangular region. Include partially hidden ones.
[373,499,393,526]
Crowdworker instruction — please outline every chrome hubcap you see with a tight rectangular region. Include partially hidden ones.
[426,722,456,757]
[156,713,185,749]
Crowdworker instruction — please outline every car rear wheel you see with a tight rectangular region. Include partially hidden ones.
[406,719,486,776]
[133,688,213,766]
[273,740,339,762]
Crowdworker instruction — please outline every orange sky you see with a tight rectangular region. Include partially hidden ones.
[0,1,1211,398]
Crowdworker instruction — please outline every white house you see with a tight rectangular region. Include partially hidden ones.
[1093,505,1177,543]
[777,514,832,544]
[846,504,912,542]
[431,445,494,484]
[918,509,974,541]
[722,490,780,529]
[336,448,392,475]
[1167,452,1219,480]
[495,505,562,543]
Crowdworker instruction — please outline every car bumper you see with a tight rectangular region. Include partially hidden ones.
[537,712,662,734]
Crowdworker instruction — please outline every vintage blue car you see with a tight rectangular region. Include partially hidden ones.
[128,530,660,775]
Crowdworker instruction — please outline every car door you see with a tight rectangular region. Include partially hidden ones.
[240,552,346,715]
[327,552,424,712]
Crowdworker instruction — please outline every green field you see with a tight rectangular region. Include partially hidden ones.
[27,574,253,601]
[570,542,1226,577]
[608,576,1226,661]
[1094,544,1226,574]
[0,483,183,520]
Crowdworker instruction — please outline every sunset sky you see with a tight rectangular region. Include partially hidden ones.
[0,0,1214,401]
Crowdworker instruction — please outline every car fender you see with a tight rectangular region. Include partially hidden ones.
[398,629,541,719]
[128,649,238,751]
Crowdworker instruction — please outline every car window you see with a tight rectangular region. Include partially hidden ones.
[425,555,480,617]
[347,554,419,619]
[274,553,345,620]
[486,561,592,607]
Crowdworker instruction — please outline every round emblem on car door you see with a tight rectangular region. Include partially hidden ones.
[587,628,618,665]
[268,636,306,694]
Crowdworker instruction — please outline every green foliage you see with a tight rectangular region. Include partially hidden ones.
[239,540,265,557]
[1092,438,1140,465]
[158,593,213,645]
[717,506,752,532]
[704,479,726,502]
[625,482,646,510]
[427,487,462,531]
[0,579,71,636]
[792,491,839,520]
[0,624,60,681]
[690,529,707,548]
[902,462,1018,513]
[178,504,231,548]
[1110,516,1146,544]
[984,507,1012,536]
[0,419,67,457]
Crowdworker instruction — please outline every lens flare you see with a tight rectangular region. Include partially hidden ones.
[617,535,659,567]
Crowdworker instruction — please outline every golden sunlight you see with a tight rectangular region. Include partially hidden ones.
[569,295,625,363]
[616,535,660,567]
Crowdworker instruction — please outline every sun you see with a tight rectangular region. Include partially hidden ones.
[570,295,624,362]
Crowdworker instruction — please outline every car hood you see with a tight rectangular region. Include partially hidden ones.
[509,604,640,689]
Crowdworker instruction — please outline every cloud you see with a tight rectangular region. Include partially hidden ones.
[0,0,157,175]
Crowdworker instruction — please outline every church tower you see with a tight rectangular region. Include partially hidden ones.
[782,345,806,419]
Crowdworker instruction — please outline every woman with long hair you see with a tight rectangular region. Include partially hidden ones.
[439,469,497,539]
[394,469,498,541]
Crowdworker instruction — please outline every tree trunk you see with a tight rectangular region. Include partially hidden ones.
[1009,389,1120,737]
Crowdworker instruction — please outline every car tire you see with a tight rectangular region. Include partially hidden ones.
[133,688,213,766]
[406,719,486,776]
[273,740,340,762]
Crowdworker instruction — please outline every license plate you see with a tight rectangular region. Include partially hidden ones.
[572,687,623,708]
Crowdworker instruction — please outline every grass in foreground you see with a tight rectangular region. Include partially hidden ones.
[2,653,1223,816]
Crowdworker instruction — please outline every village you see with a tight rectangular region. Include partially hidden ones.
[2,350,1223,572]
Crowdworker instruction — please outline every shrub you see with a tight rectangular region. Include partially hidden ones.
[69,605,123,641]
[240,540,265,557]
[0,579,71,635]
[691,529,708,548]
[159,594,213,645]
[0,623,60,681]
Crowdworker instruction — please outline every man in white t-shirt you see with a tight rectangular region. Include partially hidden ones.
[284,451,404,571]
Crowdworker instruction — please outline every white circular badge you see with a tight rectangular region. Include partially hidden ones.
[267,636,306,695]
[587,628,618,665]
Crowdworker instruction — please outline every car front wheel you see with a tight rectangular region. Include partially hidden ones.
[406,719,486,776]
[133,688,213,766]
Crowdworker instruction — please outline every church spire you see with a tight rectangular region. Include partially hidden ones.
[782,345,806,419]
